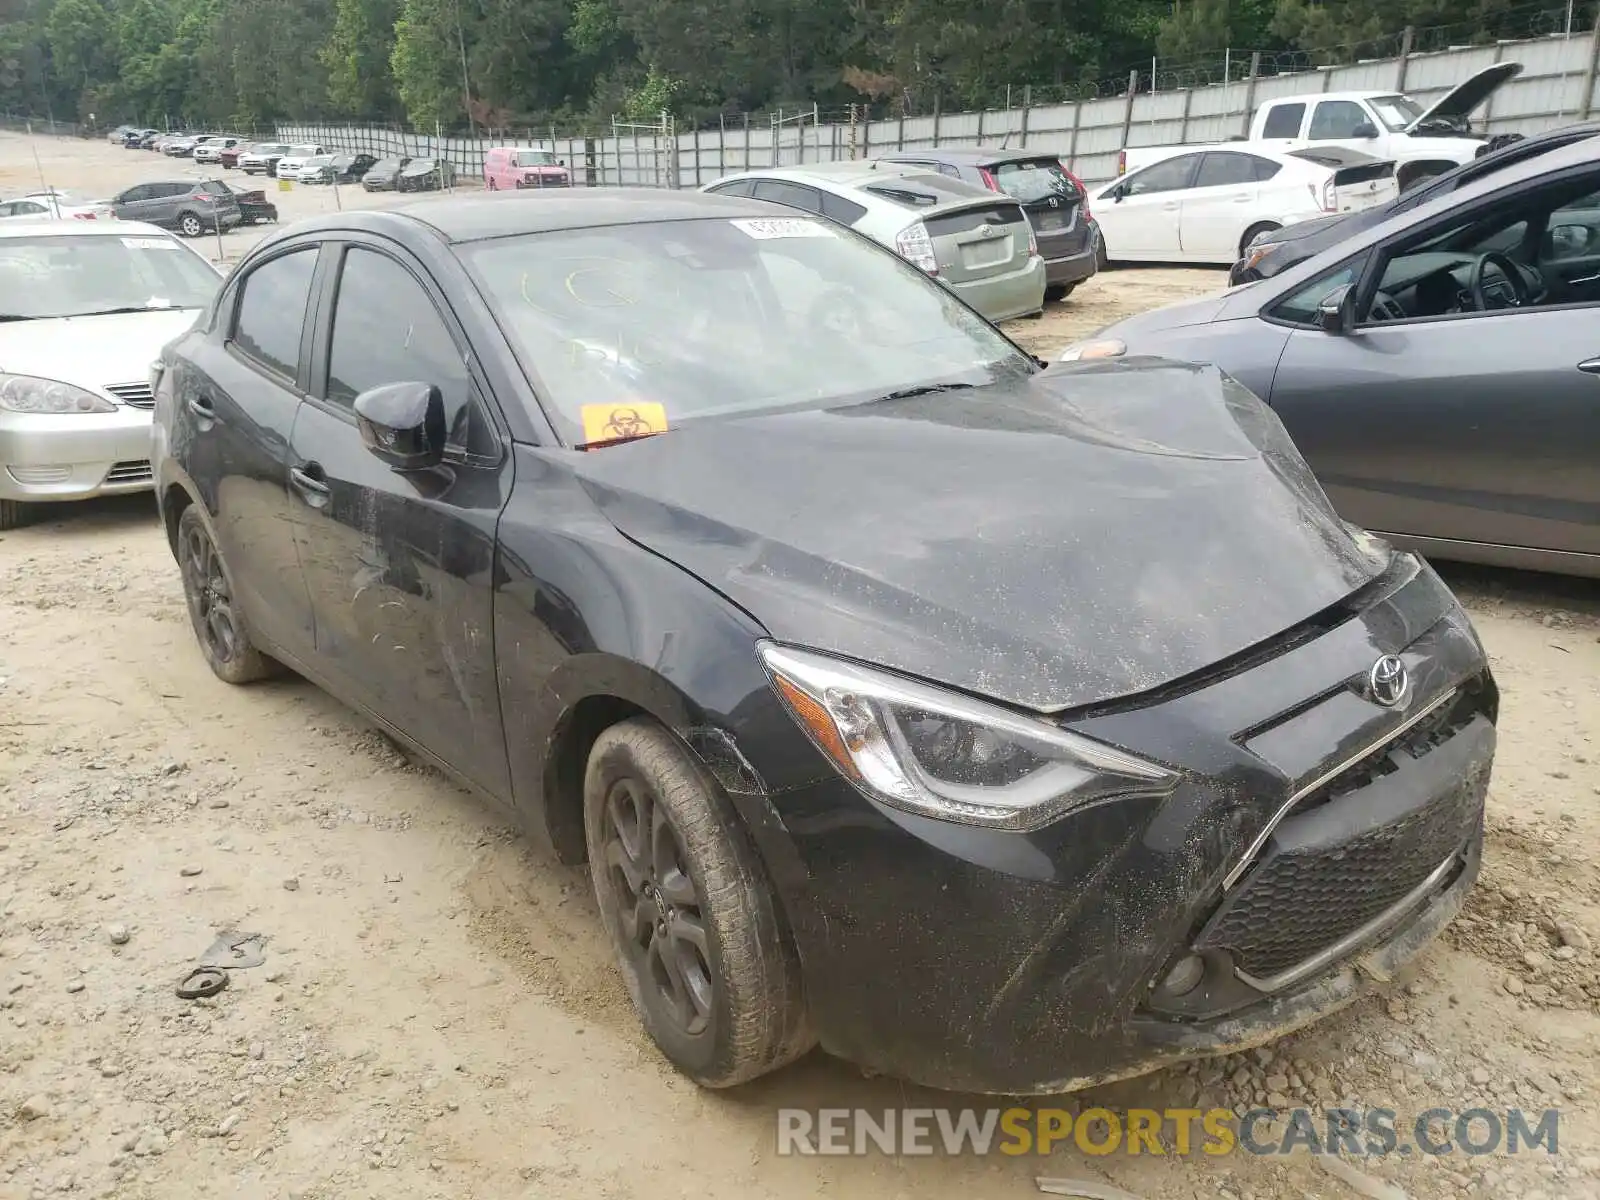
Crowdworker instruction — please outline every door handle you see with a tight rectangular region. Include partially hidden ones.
[1576,358,1600,375]
[186,394,214,420]
[289,463,331,508]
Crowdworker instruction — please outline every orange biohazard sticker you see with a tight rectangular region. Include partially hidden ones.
[580,402,669,446]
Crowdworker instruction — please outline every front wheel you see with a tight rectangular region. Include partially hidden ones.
[1238,221,1281,260]
[176,506,280,685]
[1044,283,1078,303]
[0,498,27,531]
[584,717,813,1087]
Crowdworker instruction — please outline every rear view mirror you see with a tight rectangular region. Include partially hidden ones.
[1353,122,1380,139]
[353,381,446,471]
[1317,283,1356,335]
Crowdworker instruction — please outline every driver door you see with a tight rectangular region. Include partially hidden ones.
[1268,165,1600,561]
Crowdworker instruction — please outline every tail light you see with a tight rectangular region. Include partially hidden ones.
[1312,178,1336,213]
[895,221,939,274]
[71,212,95,220]
[1064,166,1091,221]
[1026,223,1038,257]
[978,167,999,191]
[1117,149,1126,176]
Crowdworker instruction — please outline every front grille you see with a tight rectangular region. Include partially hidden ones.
[105,382,154,409]
[1197,757,1487,981]
[105,460,153,484]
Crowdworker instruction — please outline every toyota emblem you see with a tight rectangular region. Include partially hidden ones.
[1367,655,1410,708]
[979,223,991,236]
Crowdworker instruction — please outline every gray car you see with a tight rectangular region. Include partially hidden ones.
[1060,135,1600,579]
[875,148,1099,301]
[111,180,243,238]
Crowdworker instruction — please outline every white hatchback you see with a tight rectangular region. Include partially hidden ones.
[1094,144,1399,266]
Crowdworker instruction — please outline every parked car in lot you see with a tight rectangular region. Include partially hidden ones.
[325,152,378,183]
[397,158,455,192]
[124,128,159,149]
[224,182,278,224]
[361,157,410,191]
[704,162,1046,321]
[484,146,571,189]
[218,142,250,169]
[287,154,337,183]
[1231,120,1600,285]
[1094,144,1399,265]
[110,180,243,238]
[1062,136,1600,578]
[0,190,114,221]
[271,144,325,180]
[151,188,1497,1094]
[0,220,223,530]
[194,136,243,164]
[108,124,136,143]
[144,130,174,150]
[238,142,293,175]
[875,148,1098,301]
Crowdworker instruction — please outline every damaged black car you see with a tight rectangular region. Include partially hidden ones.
[150,190,1497,1093]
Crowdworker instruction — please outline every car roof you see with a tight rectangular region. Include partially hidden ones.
[1264,91,1406,104]
[0,219,172,239]
[279,188,788,244]
[878,147,1061,165]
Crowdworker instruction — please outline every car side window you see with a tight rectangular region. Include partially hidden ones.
[119,185,149,202]
[708,179,755,197]
[1310,101,1371,140]
[325,247,489,454]
[15,200,47,214]
[1124,155,1199,196]
[752,180,823,212]
[819,192,868,224]
[1195,153,1263,188]
[1261,103,1305,139]
[232,247,318,382]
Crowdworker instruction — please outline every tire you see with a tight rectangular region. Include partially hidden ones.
[178,211,204,238]
[1095,234,1109,272]
[584,717,812,1088]
[1044,283,1077,303]
[176,506,279,685]
[0,498,26,531]
[1239,221,1281,260]
[487,177,497,190]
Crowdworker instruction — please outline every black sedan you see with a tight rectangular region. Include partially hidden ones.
[1066,133,1600,580]
[361,157,409,191]
[304,152,378,184]
[151,190,1496,1093]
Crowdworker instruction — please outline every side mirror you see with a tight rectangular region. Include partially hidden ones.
[1353,122,1380,139]
[1109,184,1126,203]
[1317,283,1356,335]
[353,382,446,471]
[558,158,567,167]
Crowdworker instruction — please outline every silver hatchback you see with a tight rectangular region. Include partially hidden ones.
[703,162,1047,321]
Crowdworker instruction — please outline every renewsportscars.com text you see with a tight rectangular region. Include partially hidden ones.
[775,1107,1561,1158]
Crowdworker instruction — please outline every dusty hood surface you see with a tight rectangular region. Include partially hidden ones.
[572,360,1391,712]
[0,308,201,389]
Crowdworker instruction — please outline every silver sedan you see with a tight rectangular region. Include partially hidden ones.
[0,221,224,530]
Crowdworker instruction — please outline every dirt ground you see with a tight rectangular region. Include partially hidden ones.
[2,133,1600,1200]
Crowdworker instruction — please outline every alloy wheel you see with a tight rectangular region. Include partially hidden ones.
[181,213,202,237]
[601,777,714,1036]
[181,523,240,663]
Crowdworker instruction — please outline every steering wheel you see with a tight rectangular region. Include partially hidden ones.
[1468,251,1527,311]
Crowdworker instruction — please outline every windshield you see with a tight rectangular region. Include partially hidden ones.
[0,234,219,319]
[460,215,1033,443]
[515,150,558,167]
[991,159,1077,205]
[1369,95,1423,132]
[289,145,318,156]
[305,156,334,168]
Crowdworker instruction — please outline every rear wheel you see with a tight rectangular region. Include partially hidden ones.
[0,498,27,531]
[178,211,204,238]
[1238,221,1281,260]
[584,717,812,1087]
[176,506,279,685]
[1044,283,1077,303]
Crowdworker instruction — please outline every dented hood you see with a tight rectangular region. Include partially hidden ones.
[571,360,1391,712]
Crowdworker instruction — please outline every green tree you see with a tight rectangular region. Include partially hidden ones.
[391,0,460,128]
[323,0,398,119]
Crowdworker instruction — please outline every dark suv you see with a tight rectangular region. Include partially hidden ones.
[877,148,1099,301]
[111,180,243,238]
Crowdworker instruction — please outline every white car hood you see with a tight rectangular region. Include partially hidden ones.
[0,309,201,391]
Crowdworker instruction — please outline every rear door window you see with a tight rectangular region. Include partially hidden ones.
[231,247,318,382]
[1195,153,1268,188]
[1261,103,1306,139]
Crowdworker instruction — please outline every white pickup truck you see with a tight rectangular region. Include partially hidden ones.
[1244,62,1521,192]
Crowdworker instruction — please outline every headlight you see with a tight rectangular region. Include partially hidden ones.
[1238,241,1281,275]
[0,374,117,414]
[758,643,1177,831]
[1055,337,1126,363]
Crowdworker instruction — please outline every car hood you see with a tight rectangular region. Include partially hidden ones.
[0,309,201,389]
[568,361,1390,712]
[1074,291,1233,342]
[1409,61,1522,131]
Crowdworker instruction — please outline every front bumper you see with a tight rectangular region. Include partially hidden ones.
[0,406,155,502]
[951,253,1048,322]
[729,554,1495,1094]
